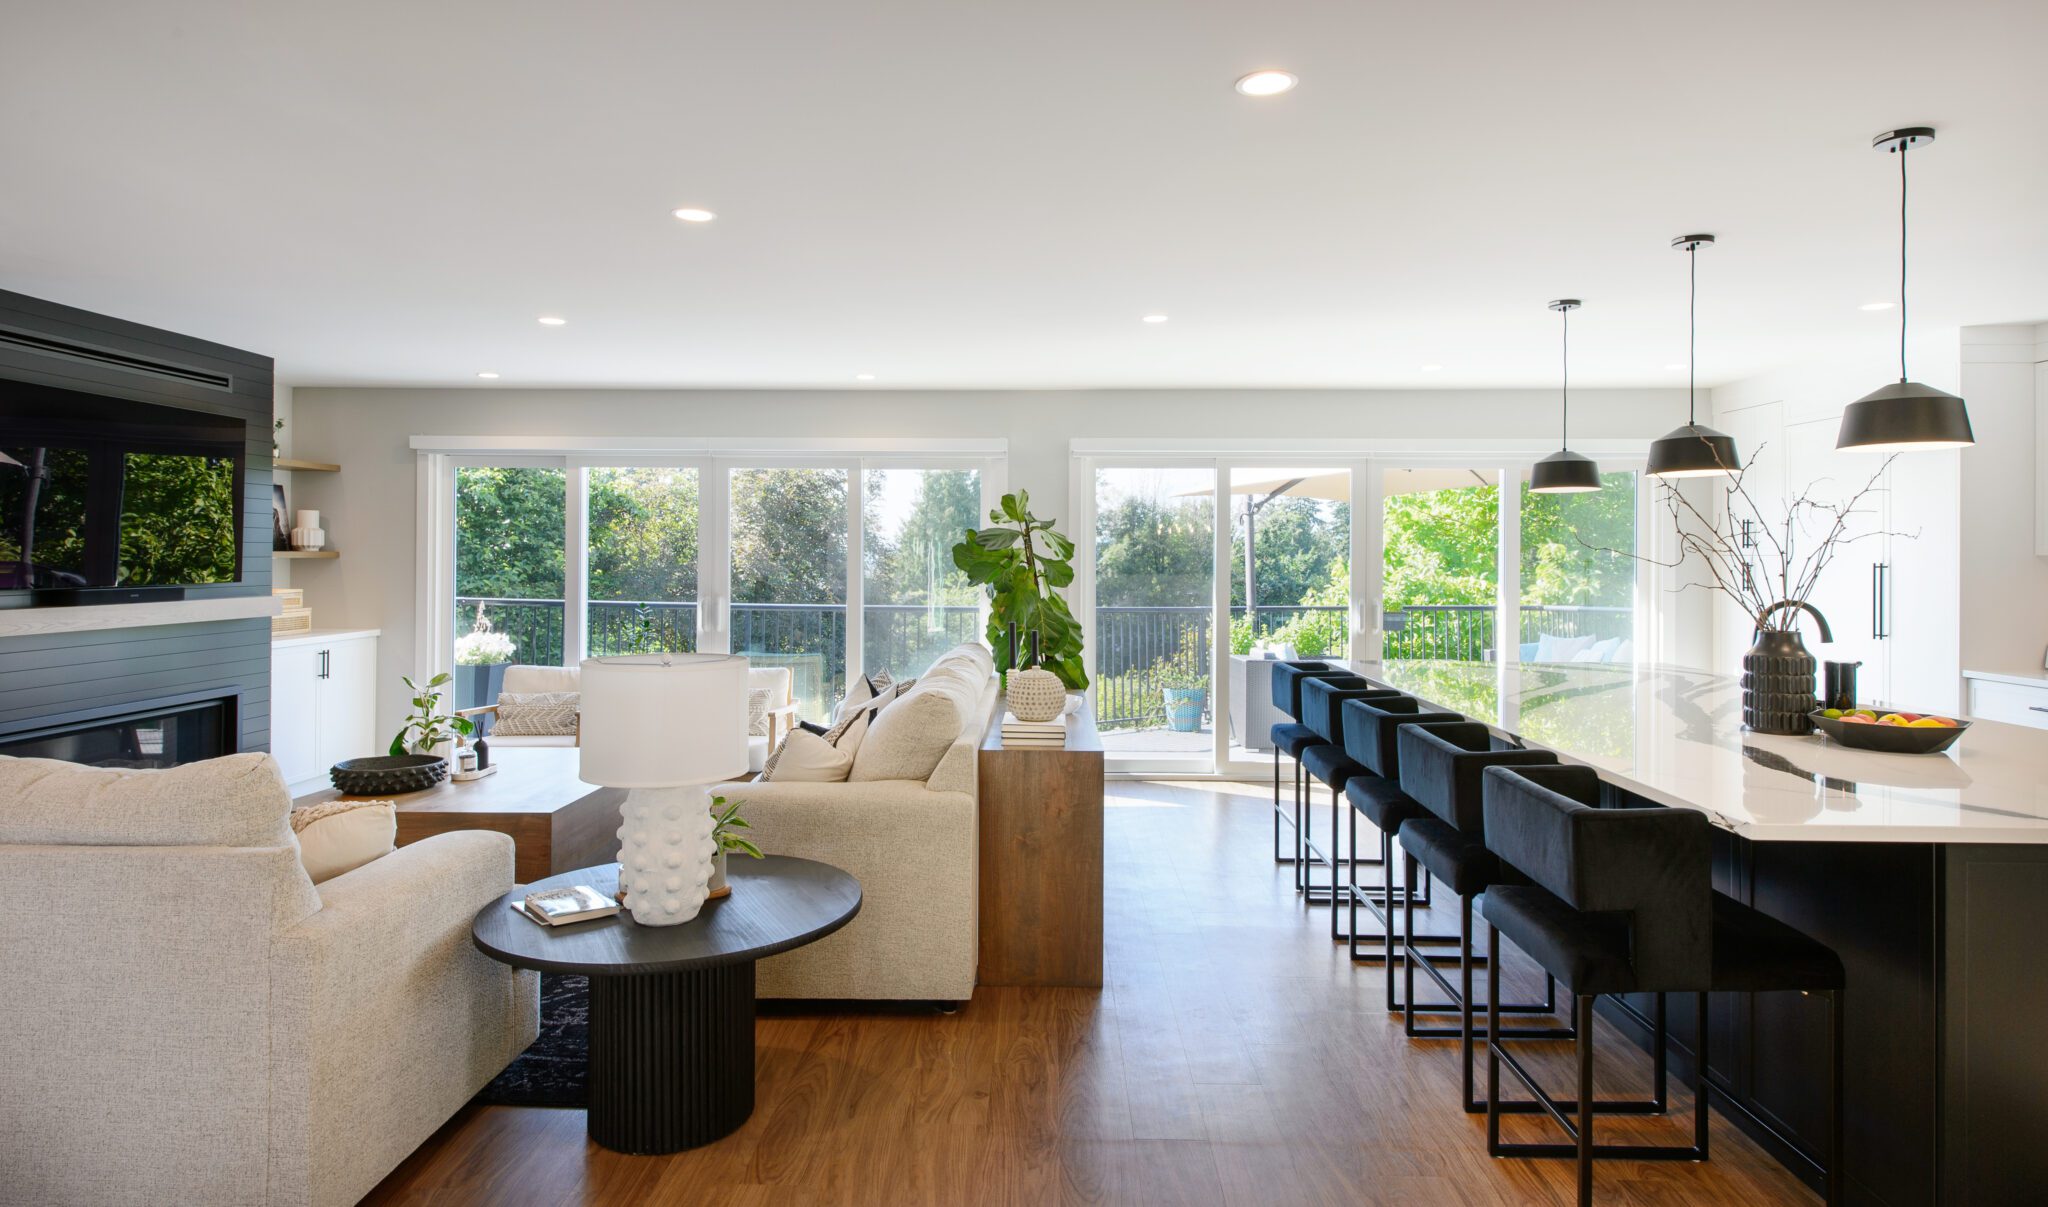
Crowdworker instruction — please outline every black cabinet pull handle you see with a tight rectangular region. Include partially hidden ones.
[318,649,330,679]
[2030,706,2048,715]
[1871,564,1881,639]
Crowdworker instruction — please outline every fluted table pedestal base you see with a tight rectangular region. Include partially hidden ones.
[586,962,756,1154]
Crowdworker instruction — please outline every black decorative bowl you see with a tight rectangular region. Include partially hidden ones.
[330,754,448,795]
[1808,711,1970,755]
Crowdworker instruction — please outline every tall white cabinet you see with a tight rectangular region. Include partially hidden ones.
[1714,402,1960,714]
[270,629,380,796]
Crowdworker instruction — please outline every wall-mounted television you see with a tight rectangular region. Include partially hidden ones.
[2,380,245,605]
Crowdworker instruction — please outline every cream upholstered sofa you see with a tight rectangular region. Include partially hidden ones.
[464,662,798,771]
[0,752,537,1207]
[721,642,996,1003]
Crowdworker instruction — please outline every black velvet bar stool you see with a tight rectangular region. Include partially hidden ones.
[1295,677,1401,908]
[1393,721,1568,1108]
[1266,661,1348,875]
[1336,694,1462,979]
[1479,764,1846,1206]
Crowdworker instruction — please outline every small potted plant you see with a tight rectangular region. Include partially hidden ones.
[389,671,476,760]
[1156,630,1209,733]
[707,795,764,898]
[453,609,517,712]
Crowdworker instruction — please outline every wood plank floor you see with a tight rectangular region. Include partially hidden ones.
[364,779,1817,1206]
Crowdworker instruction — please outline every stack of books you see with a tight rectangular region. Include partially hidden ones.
[1001,712,1069,749]
[509,884,619,927]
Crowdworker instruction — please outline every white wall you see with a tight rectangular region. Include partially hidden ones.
[288,385,1691,736]
[1958,324,2048,678]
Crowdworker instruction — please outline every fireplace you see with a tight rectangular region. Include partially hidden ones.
[0,695,235,769]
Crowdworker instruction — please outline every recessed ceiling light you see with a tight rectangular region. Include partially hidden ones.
[671,207,717,223]
[1142,314,1170,324]
[1860,301,1895,311]
[1420,364,1443,372]
[537,315,567,326]
[855,373,876,381]
[476,371,500,379]
[1234,70,1297,97]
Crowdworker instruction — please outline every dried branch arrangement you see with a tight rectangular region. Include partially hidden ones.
[1602,444,1906,631]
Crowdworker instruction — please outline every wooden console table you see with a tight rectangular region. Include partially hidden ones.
[294,746,622,883]
[976,698,1104,987]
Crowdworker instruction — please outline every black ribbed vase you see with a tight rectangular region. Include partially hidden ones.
[1742,628,1822,735]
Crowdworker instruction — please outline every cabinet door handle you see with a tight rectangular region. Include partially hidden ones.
[318,649,330,679]
[1871,564,1881,639]
[2030,706,2048,715]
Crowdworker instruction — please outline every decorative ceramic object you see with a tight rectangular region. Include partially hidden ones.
[330,754,447,795]
[290,509,327,551]
[1741,600,1831,735]
[1007,667,1066,722]
[616,786,718,926]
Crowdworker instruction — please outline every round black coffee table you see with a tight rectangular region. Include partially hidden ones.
[472,855,860,1154]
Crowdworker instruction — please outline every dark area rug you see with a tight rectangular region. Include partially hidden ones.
[474,972,588,1107]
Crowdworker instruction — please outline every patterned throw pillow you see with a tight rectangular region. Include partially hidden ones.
[748,687,772,736]
[493,691,580,736]
[831,671,896,723]
[289,799,396,883]
[762,695,885,781]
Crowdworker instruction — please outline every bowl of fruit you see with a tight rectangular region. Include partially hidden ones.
[1809,708,1969,754]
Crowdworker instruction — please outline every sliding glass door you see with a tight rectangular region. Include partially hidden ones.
[451,464,566,710]
[727,467,849,720]
[587,467,699,655]
[1091,466,1217,767]
[863,467,983,682]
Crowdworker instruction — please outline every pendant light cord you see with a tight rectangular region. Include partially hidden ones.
[1560,304,1570,445]
[1688,242,1698,424]
[1898,141,1910,382]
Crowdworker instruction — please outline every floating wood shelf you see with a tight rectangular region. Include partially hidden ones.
[274,458,340,472]
[274,550,339,559]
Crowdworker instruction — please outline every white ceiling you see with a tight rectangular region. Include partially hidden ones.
[3,1,2045,390]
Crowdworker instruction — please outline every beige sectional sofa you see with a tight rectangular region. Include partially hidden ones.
[723,642,996,1002]
[0,753,537,1207]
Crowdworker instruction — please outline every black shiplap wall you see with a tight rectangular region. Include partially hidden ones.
[0,289,274,752]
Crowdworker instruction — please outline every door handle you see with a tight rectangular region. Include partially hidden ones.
[1877,563,1890,639]
[318,649,330,679]
[2030,706,2048,715]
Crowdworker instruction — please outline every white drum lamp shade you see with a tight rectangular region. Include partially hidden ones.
[579,653,750,926]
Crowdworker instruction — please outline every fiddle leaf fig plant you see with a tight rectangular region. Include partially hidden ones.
[951,489,1089,689]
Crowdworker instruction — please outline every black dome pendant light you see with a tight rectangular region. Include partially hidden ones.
[1646,234,1741,477]
[1837,127,1974,451]
[1531,299,1603,494]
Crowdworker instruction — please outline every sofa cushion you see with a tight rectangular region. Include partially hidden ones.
[493,691,579,736]
[748,687,772,736]
[502,664,580,694]
[0,752,299,849]
[849,673,974,782]
[289,799,397,883]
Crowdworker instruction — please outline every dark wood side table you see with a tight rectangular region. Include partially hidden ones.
[976,698,1105,986]
[471,856,860,1154]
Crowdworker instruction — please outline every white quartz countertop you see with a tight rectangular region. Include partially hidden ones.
[1356,660,2048,845]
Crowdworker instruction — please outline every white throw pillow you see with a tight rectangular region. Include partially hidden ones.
[831,670,895,723]
[1575,637,1624,663]
[747,687,772,736]
[290,800,397,883]
[849,675,973,782]
[1532,633,1598,663]
[761,730,855,782]
[493,691,580,736]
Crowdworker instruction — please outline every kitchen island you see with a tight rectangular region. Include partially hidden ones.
[1361,659,2048,1207]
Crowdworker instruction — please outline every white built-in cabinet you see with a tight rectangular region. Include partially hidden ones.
[1716,404,1960,714]
[270,630,380,796]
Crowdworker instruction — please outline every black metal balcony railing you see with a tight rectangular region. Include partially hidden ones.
[455,598,981,715]
[454,597,1628,733]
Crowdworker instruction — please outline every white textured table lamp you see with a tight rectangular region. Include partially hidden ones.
[578,652,749,926]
